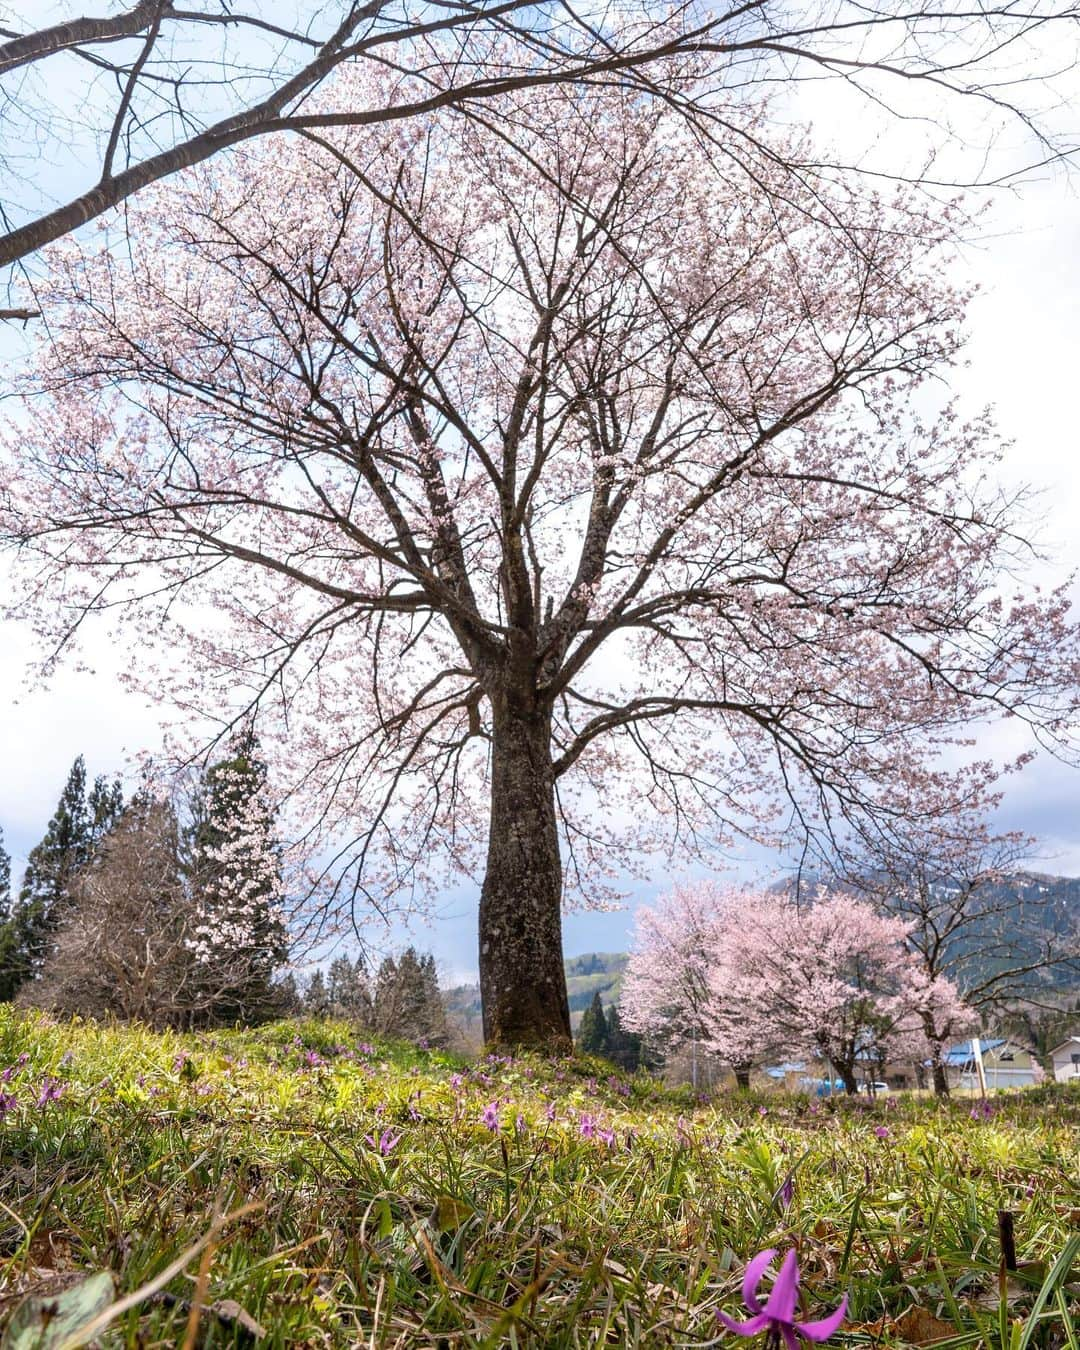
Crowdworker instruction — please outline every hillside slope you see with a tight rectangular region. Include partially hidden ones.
[445,951,628,1040]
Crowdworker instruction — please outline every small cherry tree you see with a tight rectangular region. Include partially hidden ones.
[624,883,974,1090]
[706,890,973,1092]
[621,881,718,1077]
[4,65,1079,1047]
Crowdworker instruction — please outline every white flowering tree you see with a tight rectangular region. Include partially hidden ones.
[5,64,1080,1048]
[182,731,290,1024]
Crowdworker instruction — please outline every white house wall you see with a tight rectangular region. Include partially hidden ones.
[1052,1055,1080,1084]
[958,1067,1037,1090]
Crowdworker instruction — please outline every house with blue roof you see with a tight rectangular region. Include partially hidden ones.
[943,1038,1039,1091]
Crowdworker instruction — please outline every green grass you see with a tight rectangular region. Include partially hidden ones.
[0,1008,1077,1347]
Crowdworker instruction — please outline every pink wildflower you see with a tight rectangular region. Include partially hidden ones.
[718,1249,847,1349]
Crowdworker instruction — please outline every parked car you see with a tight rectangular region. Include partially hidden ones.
[808,1078,848,1097]
[858,1081,890,1096]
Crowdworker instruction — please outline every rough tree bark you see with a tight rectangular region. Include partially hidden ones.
[926,1030,952,1097]
[478,697,571,1051]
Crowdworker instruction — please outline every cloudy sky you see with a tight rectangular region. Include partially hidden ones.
[1,9,1079,982]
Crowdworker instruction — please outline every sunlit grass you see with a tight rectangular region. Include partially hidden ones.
[0,1008,1076,1347]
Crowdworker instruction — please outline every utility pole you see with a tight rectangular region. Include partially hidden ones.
[971,1036,988,1098]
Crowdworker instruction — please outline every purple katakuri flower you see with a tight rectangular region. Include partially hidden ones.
[778,1174,795,1211]
[545,1100,557,1122]
[0,1091,16,1116]
[578,1113,596,1140]
[874,1125,890,1140]
[365,1127,401,1156]
[718,1249,847,1350]
[481,1101,500,1132]
[36,1077,64,1108]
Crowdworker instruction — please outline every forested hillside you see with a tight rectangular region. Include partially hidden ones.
[445,953,628,1041]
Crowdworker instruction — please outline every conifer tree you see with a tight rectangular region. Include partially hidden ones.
[0,828,15,1002]
[395,947,429,1042]
[368,949,448,1043]
[274,972,302,1016]
[327,955,371,1020]
[419,953,450,1048]
[372,955,400,1035]
[577,991,609,1056]
[11,757,91,992]
[305,969,330,1016]
[604,1005,642,1072]
[87,775,125,850]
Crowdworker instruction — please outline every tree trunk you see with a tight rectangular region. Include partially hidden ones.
[922,1014,951,1097]
[478,705,572,1051]
[734,1066,751,1091]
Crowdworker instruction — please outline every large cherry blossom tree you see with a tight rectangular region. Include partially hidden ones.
[4,64,1079,1047]
[2,0,1079,303]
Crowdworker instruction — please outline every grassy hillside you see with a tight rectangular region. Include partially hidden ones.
[445,951,628,1038]
[0,1008,1078,1346]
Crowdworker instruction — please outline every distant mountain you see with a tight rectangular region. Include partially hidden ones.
[791,869,1080,997]
[444,951,629,1042]
[442,872,1079,1046]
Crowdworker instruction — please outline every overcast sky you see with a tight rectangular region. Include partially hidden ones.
[2,10,1079,982]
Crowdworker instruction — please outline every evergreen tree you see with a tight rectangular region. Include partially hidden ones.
[372,954,401,1035]
[305,969,330,1016]
[86,774,125,849]
[395,947,429,1041]
[8,756,94,995]
[183,730,289,1024]
[274,972,302,1016]
[577,990,609,1055]
[0,827,17,1002]
[419,953,450,1048]
[327,954,371,1020]
[367,949,448,1044]
[605,1004,642,1072]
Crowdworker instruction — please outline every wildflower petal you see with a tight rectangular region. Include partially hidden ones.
[782,1326,802,1350]
[795,1296,848,1342]
[763,1249,800,1325]
[717,1311,770,1337]
[742,1247,777,1314]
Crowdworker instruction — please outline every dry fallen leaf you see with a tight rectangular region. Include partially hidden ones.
[893,1305,960,1345]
